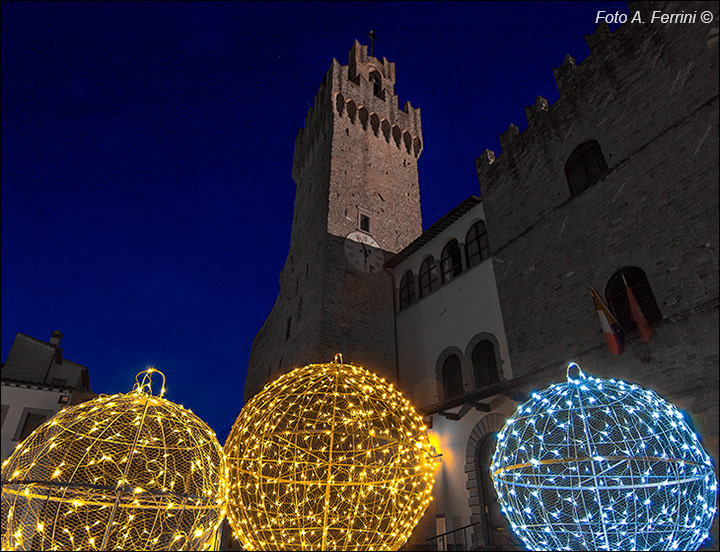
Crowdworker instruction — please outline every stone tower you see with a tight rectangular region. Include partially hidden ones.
[244,41,424,401]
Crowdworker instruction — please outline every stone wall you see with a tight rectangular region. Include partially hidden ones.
[245,41,424,400]
[477,0,719,544]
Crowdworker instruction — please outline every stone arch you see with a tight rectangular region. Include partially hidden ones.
[370,113,380,136]
[440,238,463,284]
[565,140,609,196]
[358,107,369,130]
[335,93,345,117]
[403,131,412,154]
[465,413,511,549]
[604,265,663,332]
[369,69,384,99]
[392,125,402,148]
[464,332,505,386]
[434,345,468,403]
[412,136,422,157]
[381,119,391,142]
[347,101,357,124]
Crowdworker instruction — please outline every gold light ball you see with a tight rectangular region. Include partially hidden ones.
[1,369,226,551]
[224,356,435,551]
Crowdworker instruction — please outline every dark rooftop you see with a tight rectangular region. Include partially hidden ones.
[385,195,481,268]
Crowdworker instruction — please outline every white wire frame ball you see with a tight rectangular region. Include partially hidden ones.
[224,355,436,551]
[1,369,227,551]
[490,363,718,551]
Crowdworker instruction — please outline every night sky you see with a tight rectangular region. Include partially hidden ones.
[1,1,627,440]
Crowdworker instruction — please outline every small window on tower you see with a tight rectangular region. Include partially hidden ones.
[285,317,292,341]
[369,70,384,99]
[360,214,371,233]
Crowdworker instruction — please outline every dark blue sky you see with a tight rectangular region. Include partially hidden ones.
[1,1,627,440]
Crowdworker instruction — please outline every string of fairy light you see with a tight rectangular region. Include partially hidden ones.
[6,358,713,552]
[490,363,718,551]
[1,369,226,551]
[223,355,436,551]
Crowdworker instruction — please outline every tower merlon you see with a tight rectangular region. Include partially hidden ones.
[585,22,611,52]
[499,124,520,153]
[348,40,396,89]
[475,149,497,198]
[552,54,577,95]
[524,96,549,126]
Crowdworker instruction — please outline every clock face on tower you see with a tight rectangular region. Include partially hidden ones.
[344,231,384,273]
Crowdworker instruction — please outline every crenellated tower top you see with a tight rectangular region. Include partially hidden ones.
[292,41,423,185]
[288,40,423,254]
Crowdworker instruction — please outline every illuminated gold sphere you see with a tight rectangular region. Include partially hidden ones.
[224,355,435,551]
[1,369,226,551]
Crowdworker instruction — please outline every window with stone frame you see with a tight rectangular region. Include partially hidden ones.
[605,267,663,335]
[466,220,490,268]
[472,340,500,389]
[398,270,416,310]
[360,214,371,233]
[440,239,463,283]
[565,140,609,196]
[17,411,48,442]
[442,355,463,401]
[418,256,439,297]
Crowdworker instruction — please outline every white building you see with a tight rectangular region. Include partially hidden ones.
[386,196,522,549]
[1,331,94,461]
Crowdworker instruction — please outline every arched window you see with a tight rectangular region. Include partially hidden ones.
[605,267,662,334]
[565,140,609,196]
[398,271,416,310]
[472,340,499,388]
[442,355,463,400]
[419,257,439,297]
[369,70,384,99]
[441,239,463,283]
[466,221,490,268]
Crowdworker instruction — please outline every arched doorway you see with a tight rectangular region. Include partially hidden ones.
[476,434,517,548]
[465,413,521,550]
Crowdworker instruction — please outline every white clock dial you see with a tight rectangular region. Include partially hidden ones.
[344,231,384,273]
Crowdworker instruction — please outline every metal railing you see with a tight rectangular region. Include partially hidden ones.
[426,521,481,551]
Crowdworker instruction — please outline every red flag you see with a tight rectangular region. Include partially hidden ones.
[590,287,625,355]
[623,273,652,343]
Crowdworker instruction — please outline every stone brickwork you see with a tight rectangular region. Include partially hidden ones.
[477,0,719,543]
[245,42,423,401]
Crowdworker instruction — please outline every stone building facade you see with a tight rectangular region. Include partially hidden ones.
[244,2,719,549]
[245,41,424,400]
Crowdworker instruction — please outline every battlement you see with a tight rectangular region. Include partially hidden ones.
[293,41,423,180]
[474,0,718,259]
[475,0,718,191]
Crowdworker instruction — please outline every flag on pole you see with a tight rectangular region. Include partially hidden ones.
[590,287,625,355]
[623,273,652,343]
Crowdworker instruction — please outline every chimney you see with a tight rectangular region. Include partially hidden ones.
[49,330,63,347]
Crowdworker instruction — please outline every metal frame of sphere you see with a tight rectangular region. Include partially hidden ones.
[1,369,227,551]
[491,363,718,551]
[224,355,436,551]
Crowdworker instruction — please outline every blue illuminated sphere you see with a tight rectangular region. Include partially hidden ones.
[491,363,718,551]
